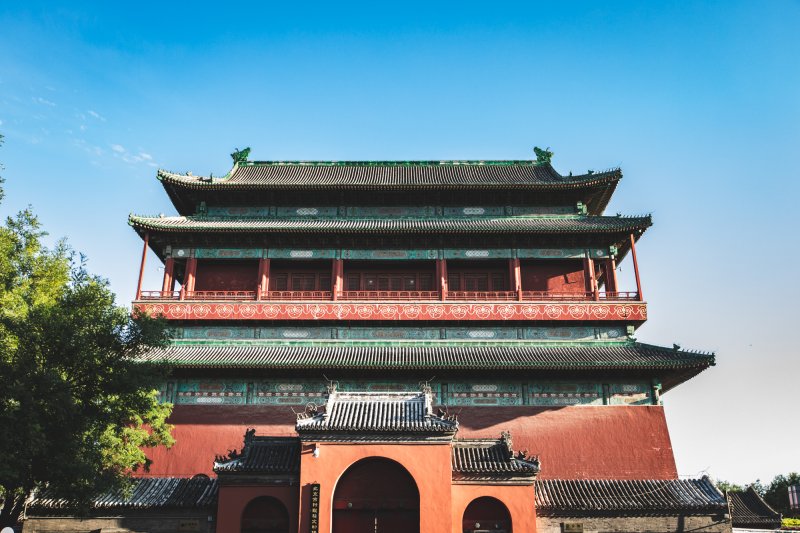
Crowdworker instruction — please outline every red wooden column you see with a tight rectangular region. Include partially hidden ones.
[509,258,522,301]
[605,258,618,294]
[437,258,448,301]
[182,257,197,300]
[161,257,175,295]
[135,232,149,300]
[584,252,599,300]
[630,233,643,301]
[256,258,270,300]
[331,259,343,300]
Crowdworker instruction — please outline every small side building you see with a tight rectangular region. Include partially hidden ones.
[23,477,217,533]
[728,487,782,532]
[535,477,731,533]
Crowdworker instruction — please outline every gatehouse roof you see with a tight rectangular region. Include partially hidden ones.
[295,387,458,436]
[213,434,300,474]
[452,432,540,480]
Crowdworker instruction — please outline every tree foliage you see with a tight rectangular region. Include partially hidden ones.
[0,135,174,526]
[762,473,800,517]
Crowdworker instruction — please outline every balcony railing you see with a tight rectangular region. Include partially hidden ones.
[186,290,256,301]
[447,291,518,301]
[139,289,640,302]
[139,291,181,300]
[598,291,640,301]
[263,290,333,301]
[338,290,440,301]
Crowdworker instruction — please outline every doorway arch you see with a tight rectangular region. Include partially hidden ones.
[332,457,420,533]
[241,496,290,533]
[462,496,512,533]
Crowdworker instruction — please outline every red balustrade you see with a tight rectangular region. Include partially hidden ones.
[137,289,639,302]
[185,290,257,301]
[265,291,333,301]
[520,291,594,301]
[447,291,518,301]
[338,290,439,301]
[598,291,639,301]
[139,290,181,300]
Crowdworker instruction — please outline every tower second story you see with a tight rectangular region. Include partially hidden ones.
[131,151,650,326]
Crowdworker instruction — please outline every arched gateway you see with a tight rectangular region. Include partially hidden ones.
[463,496,512,533]
[241,495,290,533]
[332,457,420,533]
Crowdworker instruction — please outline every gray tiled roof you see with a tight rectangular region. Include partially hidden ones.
[296,389,458,434]
[157,162,620,189]
[728,487,782,528]
[214,435,300,474]
[452,434,539,477]
[29,477,218,513]
[534,477,728,516]
[128,214,651,234]
[140,342,715,373]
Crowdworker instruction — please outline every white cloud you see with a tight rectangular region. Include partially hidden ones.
[111,144,125,153]
[33,96,56,107]
[139,152,152,160]
[88,110,106,121]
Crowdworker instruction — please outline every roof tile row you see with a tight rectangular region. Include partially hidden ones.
[29,477,217,513]
[157,163,621,189]
[139,342,714,371]
[535,477,728,515]
[128,214,651,234]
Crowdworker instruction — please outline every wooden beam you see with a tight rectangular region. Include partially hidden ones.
[509,258,522,301]
[135,232,149,300]
[586,253,599,300]
[437,259,448,301]
[605,258,618,293]
[331,259,343,300]
[161,257,175,294]
[182,257,197,299]
[630,233,643,301]
[256,258,270,300]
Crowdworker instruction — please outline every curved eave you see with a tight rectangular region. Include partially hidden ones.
[157,167,622,190]
[128,214,652,235]
[157,164,623,215]
[141,341,715,390]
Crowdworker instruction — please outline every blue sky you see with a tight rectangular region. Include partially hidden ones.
[1,1,798,484]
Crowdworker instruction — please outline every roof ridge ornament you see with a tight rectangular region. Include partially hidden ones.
[533,146,553,165]
[231,147,251,164]
[501,430,513,457]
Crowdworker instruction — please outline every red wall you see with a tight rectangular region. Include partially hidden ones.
[142,405,676,480]
[520,260,586,293]
[456,406,677,479]
[194,260,259,291]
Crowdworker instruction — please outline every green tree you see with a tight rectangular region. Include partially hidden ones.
[715,479,745,493]
[763,473,800,517]
[0,134,174,527]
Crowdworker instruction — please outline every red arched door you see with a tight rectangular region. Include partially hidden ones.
[463,496,512,533]
[333,457,420,533]
[241,496,290,533]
